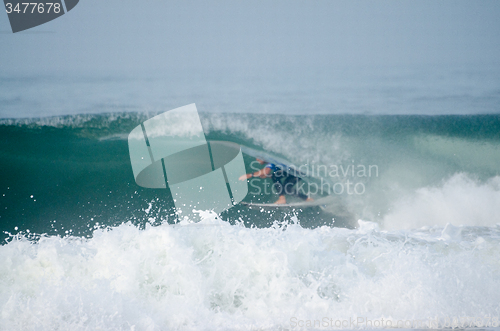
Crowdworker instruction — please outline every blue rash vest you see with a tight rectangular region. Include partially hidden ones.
[265,163,279,172]
[265,163,290,177]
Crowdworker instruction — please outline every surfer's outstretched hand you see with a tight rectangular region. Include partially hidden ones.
[239,167,271,181]
[239,173,252,181]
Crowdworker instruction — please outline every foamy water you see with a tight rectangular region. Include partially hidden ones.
[1,211,500,330]
[383,173,500,229]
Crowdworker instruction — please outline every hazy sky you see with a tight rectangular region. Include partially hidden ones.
[1,0,500,75]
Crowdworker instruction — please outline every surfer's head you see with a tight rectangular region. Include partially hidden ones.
[256,158,266,165]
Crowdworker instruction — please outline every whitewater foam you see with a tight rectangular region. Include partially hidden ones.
[1,215,499,330]
[383,173,500,229]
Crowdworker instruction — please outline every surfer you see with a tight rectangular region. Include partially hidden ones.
[239,158,313,204]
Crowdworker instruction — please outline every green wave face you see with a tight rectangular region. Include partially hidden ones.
[1,113,500,239]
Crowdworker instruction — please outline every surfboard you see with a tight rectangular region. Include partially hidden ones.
[240,197,332,209]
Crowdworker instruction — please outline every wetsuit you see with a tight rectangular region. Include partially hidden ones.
[265,163,308,200]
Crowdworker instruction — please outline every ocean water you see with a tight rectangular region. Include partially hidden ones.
[1,67,500,330]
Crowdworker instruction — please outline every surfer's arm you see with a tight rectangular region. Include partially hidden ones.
[239,167,271,181]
